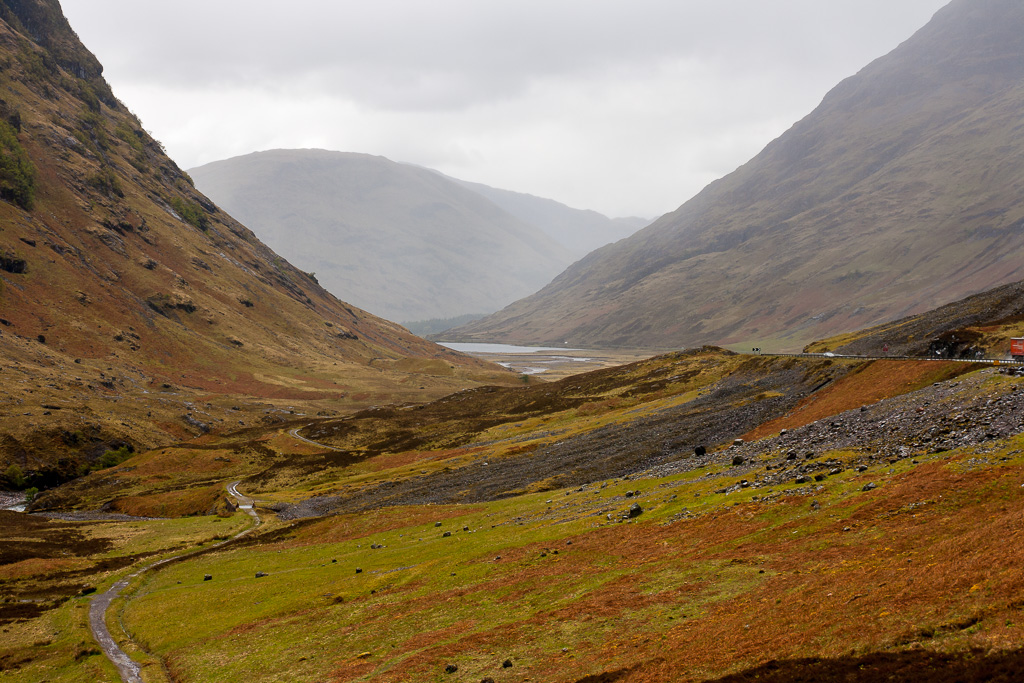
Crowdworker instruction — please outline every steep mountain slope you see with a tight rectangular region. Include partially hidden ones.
[189,150,574,322]
[0,0,506,485]
[808,276,1024,358]
[450,0,1024,351]
[445,175,649,258]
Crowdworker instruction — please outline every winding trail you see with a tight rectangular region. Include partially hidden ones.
[90,481,260,682]
[289,424,348,451]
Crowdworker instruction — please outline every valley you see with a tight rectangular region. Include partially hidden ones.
[4,348,1024,682]
[3,1,1024,682]
[438,343,658,381]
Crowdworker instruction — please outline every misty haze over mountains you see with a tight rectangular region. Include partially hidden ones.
[190,150,647,325]
[449,0,1024,351]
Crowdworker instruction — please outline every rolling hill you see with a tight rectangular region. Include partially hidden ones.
[448,0,1024,351]
[189,150,576,323]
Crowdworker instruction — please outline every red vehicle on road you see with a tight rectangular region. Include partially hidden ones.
[1011,337,1024,361]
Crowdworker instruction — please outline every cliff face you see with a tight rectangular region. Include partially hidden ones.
[450,0,1024,351]
[0,0,503,485]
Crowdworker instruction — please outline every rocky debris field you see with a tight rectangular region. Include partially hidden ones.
[651,367,1023,492]
[277,356,851,519]
[278,365,1021,522]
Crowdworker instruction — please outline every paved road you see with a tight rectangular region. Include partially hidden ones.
[90,482,260,682]
[289,425,348,451]
[759,351,1023,365]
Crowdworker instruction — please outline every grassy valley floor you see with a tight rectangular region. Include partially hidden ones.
[2,351,1023,682]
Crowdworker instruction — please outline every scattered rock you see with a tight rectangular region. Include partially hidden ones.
[203,574,212,581]
[255,571,268,578]
[445,664,458,674]
[628,502,643,518]
[862,482,877,492]
[502,659,513,668]
[732,455,745,466]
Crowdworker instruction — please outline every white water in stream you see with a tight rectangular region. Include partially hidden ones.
[0,491,27,512]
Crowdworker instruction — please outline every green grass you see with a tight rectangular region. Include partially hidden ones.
[112,447,932,680]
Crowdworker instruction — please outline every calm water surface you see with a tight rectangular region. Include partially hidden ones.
[440,342,581,354]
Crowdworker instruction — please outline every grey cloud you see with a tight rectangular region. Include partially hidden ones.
[60,0,950,216]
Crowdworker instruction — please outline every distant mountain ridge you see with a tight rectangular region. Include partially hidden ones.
[441,175,648,258]
[190,150,584,323]
[448,0,1024,351]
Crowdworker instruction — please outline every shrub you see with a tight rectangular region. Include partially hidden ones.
[78,108,110,151]
[114,121,144,153]
[90,444,134,471]
[0,119,36,209]
[169,196,209,232]
[86,165,123,197]
[4,463,25,488]
[78,80,101,113]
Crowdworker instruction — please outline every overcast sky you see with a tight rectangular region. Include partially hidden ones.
[60,0,949,219]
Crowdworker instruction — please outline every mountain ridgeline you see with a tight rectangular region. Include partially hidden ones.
[448,0,1024,351]
[0,0,506,483]
[189,150,645,324]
